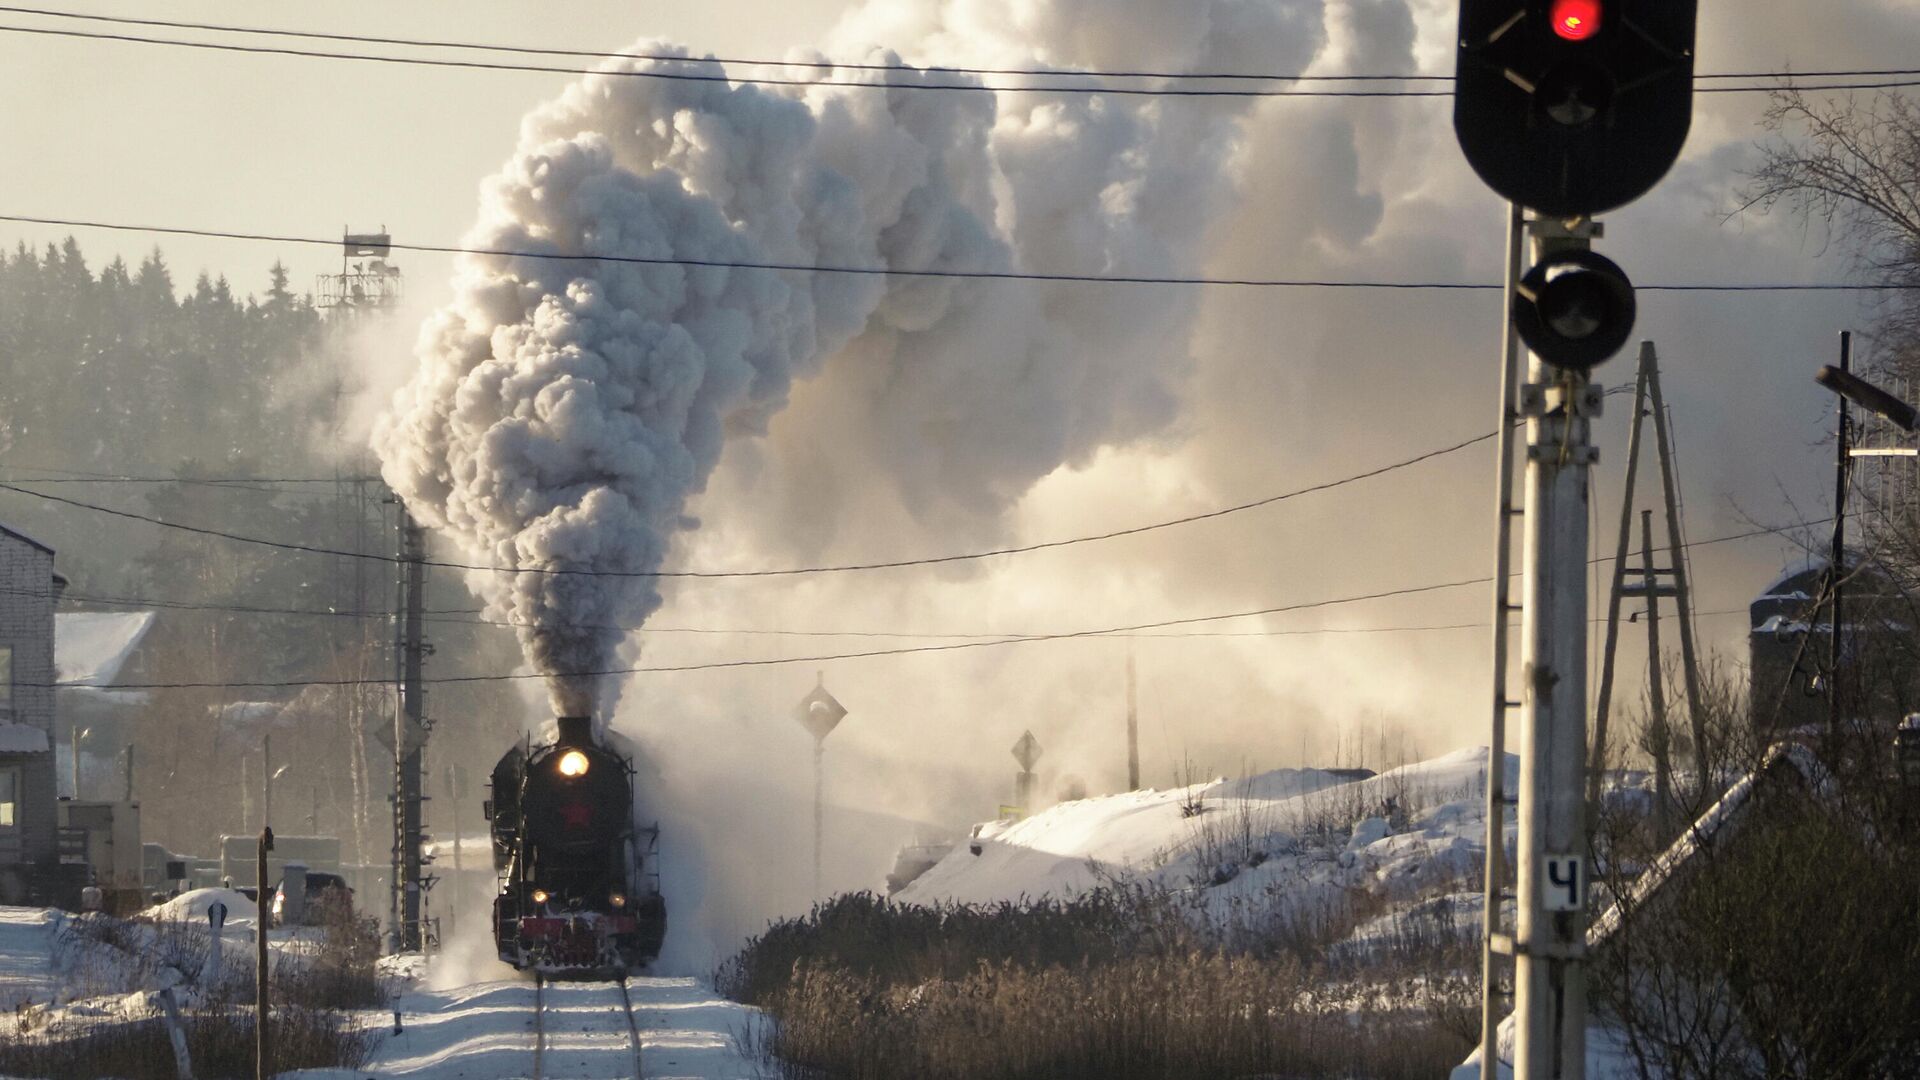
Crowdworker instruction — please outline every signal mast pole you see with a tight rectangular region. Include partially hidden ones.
[1510,215,1601,1080]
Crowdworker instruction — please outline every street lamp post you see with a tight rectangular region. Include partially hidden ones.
[1812,343,1920,730]
[70,725,90,800]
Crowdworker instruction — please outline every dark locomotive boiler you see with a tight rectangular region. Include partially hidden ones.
[486,715,666,973]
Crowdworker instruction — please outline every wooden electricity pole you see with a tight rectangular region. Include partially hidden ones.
[256,823,272,1080]
[1590,342,1704,807]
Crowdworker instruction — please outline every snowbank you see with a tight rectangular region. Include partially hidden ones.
[1451,1014,1644,1080]
[898,746,1514,918]
[150,887,259,927]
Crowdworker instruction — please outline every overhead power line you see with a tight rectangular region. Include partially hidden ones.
[11,513,1812,650]
[0,428,1501,580]
[32,586,1764,691]
[0,214,1910,293]
[3,6,1905,88]
[1,15,1915,100]
[0,471,372,485]
[33,575,1752,643]
[49,576,1494,690]
[0,23,1446,98]
[0,444,1834,589]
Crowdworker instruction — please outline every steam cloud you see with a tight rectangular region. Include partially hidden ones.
[375,0,1324,721]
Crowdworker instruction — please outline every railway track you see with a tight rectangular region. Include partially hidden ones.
[532,972,646,1080]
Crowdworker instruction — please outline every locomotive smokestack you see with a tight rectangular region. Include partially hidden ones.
[556,716,593,747]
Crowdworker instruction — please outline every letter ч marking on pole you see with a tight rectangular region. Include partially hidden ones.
[1544,853,1584,911]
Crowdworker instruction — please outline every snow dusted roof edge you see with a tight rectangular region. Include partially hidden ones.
[1587,743,1823,949]
[0,723,51,754]
[0,521,54,555]
[54,611,157,687]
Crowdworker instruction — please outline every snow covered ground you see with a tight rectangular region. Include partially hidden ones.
[0,892,765,1079]
[0,907,65,1010]
[347,976,763,1080]
[899,746,1515,952]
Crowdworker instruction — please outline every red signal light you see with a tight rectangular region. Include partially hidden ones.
[1550,0,1601,40]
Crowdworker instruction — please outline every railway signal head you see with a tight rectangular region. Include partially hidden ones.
[1513,248,1636,370]
[1454,0,1698,216]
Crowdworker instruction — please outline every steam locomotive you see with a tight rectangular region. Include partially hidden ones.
[486,715,666,973]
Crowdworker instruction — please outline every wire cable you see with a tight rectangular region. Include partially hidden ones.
[0,428,1500,579]
[1,213,1910,293]
[11,516,1814,670]
[0,16,1913,99]
[4,6,1917,87]
[47,576,1495,690]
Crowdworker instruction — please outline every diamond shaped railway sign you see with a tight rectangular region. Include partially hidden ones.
[1011,730,1043,773]
[795,675,848,744]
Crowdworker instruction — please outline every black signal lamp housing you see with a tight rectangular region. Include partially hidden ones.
[1513,249,1636,370]
[1454,0,1697,217]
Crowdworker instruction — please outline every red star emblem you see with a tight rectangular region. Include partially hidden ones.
[558,801,593,829]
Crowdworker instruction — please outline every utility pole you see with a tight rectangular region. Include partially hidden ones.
[263,735,272,829]
[1125,650,1140,790]
[70,724,86,800]
[1811,341,1920,738]
[391,511,429,952]
[1589,343,1704,806]
[1637,512,1673,833]
[1829,331,1852,732]
[445,764,464,936]
[255,809,272,1080]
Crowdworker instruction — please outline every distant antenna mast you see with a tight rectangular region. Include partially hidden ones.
[1125,650,1140,791]
[316,226,403,867]
[316,227,403,315]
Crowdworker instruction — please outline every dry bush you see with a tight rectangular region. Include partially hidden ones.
[716,889,1204,1007]
[61,913,214,1000]
[725,886,1478,1080]
[752,952,1462,1080]
[0,1003,374,1080]
[1594,781,1920,1078]
[273,901,388,1010]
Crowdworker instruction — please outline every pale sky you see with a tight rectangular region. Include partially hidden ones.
[0,1,849,297]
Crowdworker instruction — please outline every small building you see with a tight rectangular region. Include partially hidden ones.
[0,523,66,902]
[1750,554,1915,733]
[54,609,157,799]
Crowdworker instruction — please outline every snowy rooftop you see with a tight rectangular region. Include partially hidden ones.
[54,611,156,687]
[0,724,50,754]
[0,521,54,555]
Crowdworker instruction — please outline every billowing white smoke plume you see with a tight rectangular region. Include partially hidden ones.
[376,0,1324,719]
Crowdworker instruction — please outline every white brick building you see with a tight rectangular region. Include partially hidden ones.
[0,522,65,901]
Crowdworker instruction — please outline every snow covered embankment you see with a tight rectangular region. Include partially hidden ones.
[900,747,1514,953]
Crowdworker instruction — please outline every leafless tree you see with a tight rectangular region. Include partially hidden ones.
[1739,87,1920,354]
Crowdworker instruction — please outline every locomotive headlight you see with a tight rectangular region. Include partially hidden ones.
[610,893,627,909]
[557,750,590,778]
[531,889,549,905]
